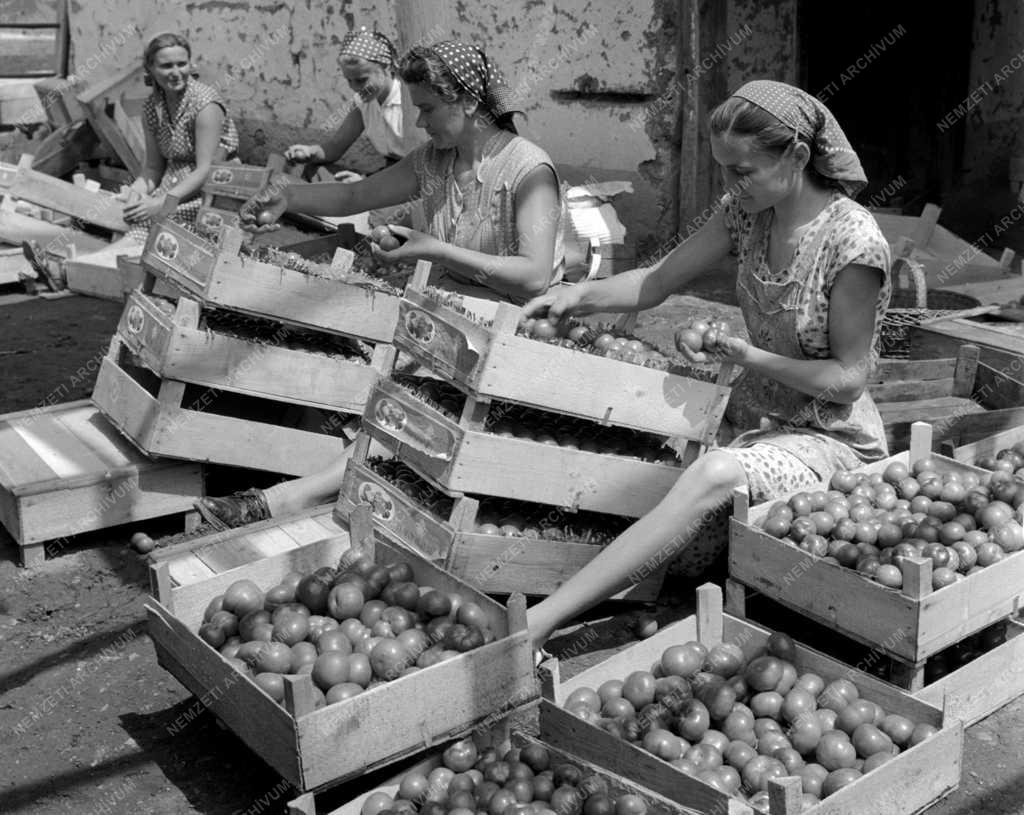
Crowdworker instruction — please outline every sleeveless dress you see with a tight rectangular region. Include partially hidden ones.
[671,190,892,577]
[409,130,566,302]
[126,79,239,242]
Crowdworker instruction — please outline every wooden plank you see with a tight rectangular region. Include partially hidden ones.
[65,260,126,301]
[877,395,985,426]
[147,601,302,785]
[281,515,343,546]
[916,317,1024,359]
[950,424,1024,463]
[446,534,663,600]
[916,620,1024,726]
[974,361,1024,411]
[166,554,217,586]
[870,357,956,382]
[10,160,128,232]
[0,422,56,489]
[870,378,954,402]
[0,208,109,255]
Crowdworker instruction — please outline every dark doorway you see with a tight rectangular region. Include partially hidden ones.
[799,0,974,211]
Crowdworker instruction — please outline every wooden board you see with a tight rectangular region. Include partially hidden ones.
[0,209,109,255]
[91,343,349,477]
[395,289,731,439]
[362,379,686,516]
[326,733,696,815]
[0,400,202,565]
[76,65,148,177]
[335,459,665,601]
[147,533,535,791]
[117,290,395,413]
[141,222,399,343]
[911,317,1024,370]
[540,586,962,815]
[728,436,1024,665]
[9,156,128,233]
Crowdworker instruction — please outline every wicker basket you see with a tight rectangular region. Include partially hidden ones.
[879,257,982,358]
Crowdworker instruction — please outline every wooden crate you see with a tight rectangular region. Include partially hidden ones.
[727,422,1024,685]
[140,220,399,343]
[146,511,536,792]
[75,65,148,177]
[9,153,128,233]
[361,378,692,517]
[334,455,665,600]
[91,336,350,476]
[0,400,203,567]
[539,584,963,815]
[315,732,699,815]
[116,290,395,413]
[148,504,345,591]
[394,281,731,439]
[912,312,1024,373]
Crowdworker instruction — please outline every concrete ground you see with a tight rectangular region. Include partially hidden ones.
[0,287,1023,815]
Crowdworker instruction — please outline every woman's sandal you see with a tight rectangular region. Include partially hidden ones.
[194,488,271,531]
[21,240,64,292]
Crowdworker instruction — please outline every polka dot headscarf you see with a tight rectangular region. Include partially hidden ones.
[340,27,397,69]
[430,40,520,122]
[732,80,868,197]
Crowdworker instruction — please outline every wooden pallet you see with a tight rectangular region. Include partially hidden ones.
[9,153,128,233]
[727,421,1024,688]
[140,218,398,343]
[316,732,691,815]
[147,508,536,793]
[91,335,351,476]
[538,584,962,815]
[334,449,665,600]
[361,377,692,517]
[116,290,396,413]
[0,400,203,567]
[394,272,732,439]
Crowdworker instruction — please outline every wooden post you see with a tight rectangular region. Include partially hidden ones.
[696,583,723,646]
[908,422,934,463]
[767,776,803,814]
[911,204,942,250]
[394,0,453,53]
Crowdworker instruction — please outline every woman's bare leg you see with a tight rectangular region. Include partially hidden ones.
[526,450,747,650]
[263,445,356,516]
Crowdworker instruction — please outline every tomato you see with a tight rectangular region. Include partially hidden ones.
[675,699,710,741]
[457,601,488,628]
[443,738,478,772]
[815,731,857,770]
[253,671,285,702]
[530,319,560,340]
[993,521,1024,552]
[789,713,824,754]
[254,209,277,226]
[312,651,350,690]
[642,728,684,760]
[851,723,893,758]
[675,328,705,354]
[744,656,784,692]
[223,579,265,617]
[822,767,862,796]
[703,642,745,676]
[565,687,602,713]
[621,671,657,709]
[661,644,703,678]
[370,637,412,680]
[976,541,1004,566]
[444,623,485,652]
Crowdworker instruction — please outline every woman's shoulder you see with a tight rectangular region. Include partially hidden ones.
[827,197,890,255]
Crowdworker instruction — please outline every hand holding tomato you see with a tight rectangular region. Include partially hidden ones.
[522,285,588,328]
[239,172,293,233]
[370,224,441,265]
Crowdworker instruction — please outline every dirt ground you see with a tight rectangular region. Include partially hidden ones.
[1,283,1023,815]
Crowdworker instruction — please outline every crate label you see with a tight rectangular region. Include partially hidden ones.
[195,206,239,242]
[356,480,397,522]
[366,394,455,460]
[204,164,269,199]
[398,306,480,381]
[144,222,218,290]
[125,304,145,334]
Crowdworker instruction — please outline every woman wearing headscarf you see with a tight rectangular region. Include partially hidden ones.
[285,28,424,180]
[523,80,892,652]
[196,40,565,528]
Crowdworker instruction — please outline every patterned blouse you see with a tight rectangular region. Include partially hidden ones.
[409,130,565,302]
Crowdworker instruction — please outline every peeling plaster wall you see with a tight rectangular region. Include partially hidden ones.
[961,0,1024,183]
[67,0,795,246]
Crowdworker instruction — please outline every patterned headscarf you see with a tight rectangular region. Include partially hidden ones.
[429,41,520,121]
[340,27,397,69]
[731,80,868,197]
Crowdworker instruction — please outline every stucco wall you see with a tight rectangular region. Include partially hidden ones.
[67,0,794,246]
[961,0,1024,182]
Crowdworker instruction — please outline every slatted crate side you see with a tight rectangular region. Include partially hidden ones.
[949,424,1024,463]
[10,157,129,233]
[204,163,272,200]
[142,217,221,295]
[335,461,458,561]
[395,291,731,440]
[150,527,535,792]
[915,617,1024,727]
[325,734,703,815]
[93,349,350,477]
[117,288,178,365]
[539,588,962,815]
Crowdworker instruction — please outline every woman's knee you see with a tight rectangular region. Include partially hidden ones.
[684,449,747,498]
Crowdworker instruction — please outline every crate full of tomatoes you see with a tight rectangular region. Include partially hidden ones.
[729,421,1024,670]
[146,516,536,792]
[538,585,962,815]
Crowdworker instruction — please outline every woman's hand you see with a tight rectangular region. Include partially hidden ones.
[238,173,294,233]
[370,224,443,265]
[676,332,749,366]
[123,193,166,224]
[284,144,325,163]
[522,285,586,326]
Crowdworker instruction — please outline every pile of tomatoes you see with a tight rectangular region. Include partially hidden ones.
[674,317,732,355]
[197,552,494,708]
[516,318,671,371]
[561,633,938,810]
[472,501,630,546]
[359,740,654,815]
[759,456,1024,590]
